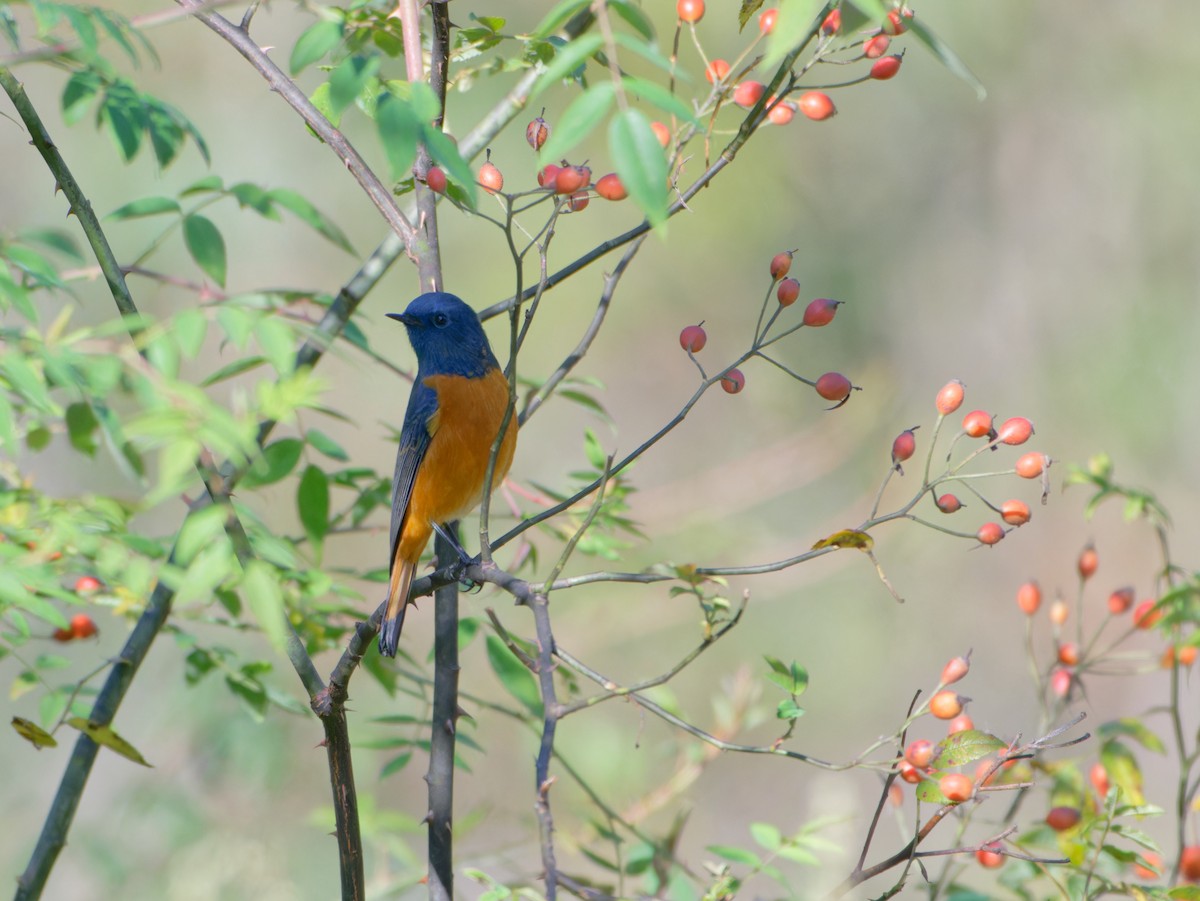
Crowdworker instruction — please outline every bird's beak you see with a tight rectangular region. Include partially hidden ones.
[386,312,419,327]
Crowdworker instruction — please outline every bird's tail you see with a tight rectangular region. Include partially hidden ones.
[379,559,415,658]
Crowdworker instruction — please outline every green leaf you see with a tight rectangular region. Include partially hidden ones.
[242,438,305,489]
[181,174,224,196]
[297,464,330,551]
[0,574,67,628]
[267,189,354,254]
[229,182,277,217]
[201,355,267,387]
[1097,718,1166,754]
[1101,739,1145,806]
[609,1,655,40]
[62,6,97,55]
[750,822,782,851]
[484,633,542,717]
[328,54,379,117]
[242,560,289,656]
[538,82,615,166]
[706,845,760,866]
[609,107,668,228]
[99,81,146,162]
[145,101,184,168]
[306,428,348,461]
[907,14,987,101]
[173,308,208,358]
[423,125,476,207]
[763,655,809,694]
[65,401,99,455]
[19,228,84,261]
[61,70,101,125]
[0,264,35,322]
[762,0,823,69]
[66,717,152,767]
[531,0,590,39]
[776,698,804,720]
[4,245,62,288]
[182,214,227,286]
[619,75,697,124]
[106,196,181,220]
[253,315,296,374]
[290,17,343,74]
[531,34,603,98]
[931,729,1006,769]
[375,91,420,180]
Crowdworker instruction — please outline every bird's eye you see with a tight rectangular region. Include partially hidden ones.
[432,312,450,328]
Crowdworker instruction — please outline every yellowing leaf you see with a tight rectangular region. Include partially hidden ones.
[812,529,874,551]
[12,716,57,749]
[66,716,152,767]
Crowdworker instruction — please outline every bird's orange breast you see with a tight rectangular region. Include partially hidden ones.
[398,367,517,561]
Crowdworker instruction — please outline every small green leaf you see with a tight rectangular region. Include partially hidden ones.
[253,315,296,374]
[268,189,354,253]
[99,81,146,162]
[538,82,615,166]
[907,14,987,101]
[776,698,804,720]
[484,633,542,717]
[762,0,823,69]
[242,560,289,656]
[375,91,420,180]
[531,0,589,39]
[173,308,208,358]
[609,107,668,228]
[19,228,83,261]
[706,845,760,866]
[1097,718,1166,754]
[423,126,476,207]
[106,196,181,220]
[61,70,101,125]
[66,716,153,766]
[290,17,343,74]
[242,438,304,489]
[305,428,348,461]
[65,401,99,455]
[609,1,655,40]
[145,101,184,168]
[297,464,330,551]
[182,213,227,286]
[750,822,782,851]
[620,75,697,124]
[763,655,808,695]
[930,729,1006,769]
[531,34,603,98]
[328,54,379,117]
[201,355,267,387]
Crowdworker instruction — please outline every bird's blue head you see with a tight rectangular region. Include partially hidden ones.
[387,292,500,378]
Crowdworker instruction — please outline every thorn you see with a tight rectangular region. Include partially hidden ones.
[443,717,455,736]
[538,775,556,797]
[314,739,329,749]
[454,705,474,722]
[421,810,433,825]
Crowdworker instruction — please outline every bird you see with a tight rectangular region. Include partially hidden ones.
[378,291,517,657]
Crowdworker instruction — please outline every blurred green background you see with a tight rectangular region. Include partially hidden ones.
[3,1,1198,898]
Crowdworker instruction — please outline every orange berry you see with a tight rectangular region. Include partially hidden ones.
[882,9,909,35]
[897,759,924,784]
[568,190,590,212]
[759,7,779,34]
[1015,452,1047,478]
[939,772,973,803]
[1133,851,1162,880]
[70,613,98,638]
[769,251,793,279]
[1089,762,1109,797]
[797,91,836,121]
[776,277,800,306]
[869,55,902,80]
[905,739,933,769]
[1045,806,1081,831]
[976,843,1005,868]
[961,410,993,438]
[1107,586,1134,615]
[1078,544,1098,581]
[947,713,974,734]
[767,100,795,125]
[53,626,75,642]
[705,58,731,83]
[1050,667,1072,697]
[997,416,1034,445]
[1000,499,1031,526]
[929,690,963,719]
[721,369,745,394]
[74,576,101,593]
[537,163,561,187]
[525,114,550,151]
[1016,580,1041,615]
[595,173,627,201]
[651,121,671,147]
[940,653,970,685]
[1182,846,1200,882]
[803,298,841,327]
[935,379,964,415]
[478,158,504,194]
[1049,598,1069,626]
[676,0,704,24]
[1057,641,1079,666]
[554,164,590,194]
[1179,645,1198,666]
[935,493,962,514]
[864,35,891,58]
[820,8,841,35]
[733,81,766,109]
[1133,598,1162,629]
[976,522,1005,545]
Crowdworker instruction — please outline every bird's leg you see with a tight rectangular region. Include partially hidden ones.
[432,520,474,567]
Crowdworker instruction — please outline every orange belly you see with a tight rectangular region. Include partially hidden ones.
[398,367,517,561]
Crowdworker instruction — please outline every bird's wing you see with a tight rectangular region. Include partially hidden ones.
[390,378,438,568]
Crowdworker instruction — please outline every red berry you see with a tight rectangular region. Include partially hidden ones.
[1057,641,1079,666]
[897,759,924,784]
[526,114,550,151]
[733,81,766,109]
[721,369,745,394]
[767,100,795,125]
[706,58,731,83]
[929,690,963,720]
[1107,586,1134,615]
[882,9,909,35]
[1050,667,1072,697]
[1016,580,1041,615]
[1182,847,1200,883]
[1045,806,1081,831]
[803,298,841,327]
[820,8,841,35]
[776,277,800,306]
[53,627,75,642]
[1078,544,1098,581]
[961,410,993,438]
[537,163,561,187]
[815,372,852,402]
[759,7,779,34]
[947,713,974,734]
[595,173,627,201]
[1015,452,1047,478]
[1049,598,1069,626]
[1089,762,1109,797]
[1133,851,1162,880]
[1000,499,1030,526]
[769,251,793,279]
[891,428,917,466]
[568,190,589,212]
[997,416,1034,445]
[1133,598,1162,629]
[74,576,101,593]
[864,34,891,58]
[935,380,964,415]
[935,493,961,514]
[939,772,973,803]
[976,522,1005,545]
[651,121,671,147]
[554,164,590,195]
[677,0,704,23]
[425,166,447,194]
[976,843,1005,868]
[478,159,504,194]
[941,653,970,685]
[905,739,933,769]
[797,91,836,121]
[70,612,98,638]
[870,55,902,80]
[679,324,707,353]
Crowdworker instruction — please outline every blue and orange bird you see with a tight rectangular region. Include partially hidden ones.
[378,292,517,657]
